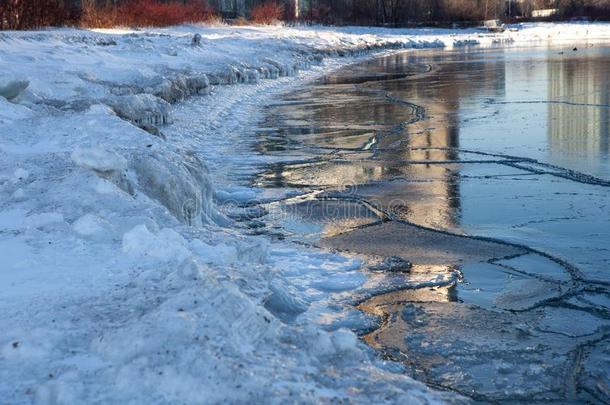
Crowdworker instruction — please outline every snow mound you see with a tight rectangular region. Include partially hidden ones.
[71,147,128,172]
[263,281,309,322]
[264,58,295,77]
[0,97,32,122]
[131,151,227,226]
[72,213,108,237]
[0,79,29,100]
[106,94,172,127]
[122,224,190,261]
[453,39,480,47]
[152,74,211,103]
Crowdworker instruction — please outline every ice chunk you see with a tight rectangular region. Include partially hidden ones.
[153,77,187,103]
[131,151,227,226]
[494,278,562,311]
[214,187,258,204]
[0,96,32,122]
[453,39,480,47]
[191,33,202,47]
[235,68,260,84]
[575,292,610,311]
[318,309,381,334]
[214,69,238,85]
[310,271,366,292]
[0,209,63,231]
[11,188,26,200]
[236,240,268,264]
[71,147,128,173]
[332,329,359,353]
[106,94,172,127]
[457,262,564,311]
[0,209,28,231]
[323,221,523,265]
[263,281,308,322]
[72,214,106,237]
[189,240,238,266]
[310,328,336,358]
[12,168,29,183]
[496,253,571,282]
[0,79,29,100]
[229,66,245,83]
[185,74,210,95]
[538,307,605,337]
[25,212,64,229]
[263,58,294,77]
[95,178,121,195]
[72,147,133,194]
[369,256,412,273]
[122,224,190,262]
[580,342,610,402]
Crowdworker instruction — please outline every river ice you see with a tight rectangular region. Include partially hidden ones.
[244,44,610,402]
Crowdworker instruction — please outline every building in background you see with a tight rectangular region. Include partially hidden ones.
[547,53,610,167]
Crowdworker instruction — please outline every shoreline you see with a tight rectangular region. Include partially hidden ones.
[245,44,610,402]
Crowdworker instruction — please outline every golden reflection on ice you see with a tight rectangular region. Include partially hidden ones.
[359,267,457,351]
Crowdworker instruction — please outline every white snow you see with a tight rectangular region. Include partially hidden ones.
[72,213,107,237]
[107,94,173,126]
[1,21,609,403]
[122,224,191,261]
[0,78,29,100]
[71,146,128,172]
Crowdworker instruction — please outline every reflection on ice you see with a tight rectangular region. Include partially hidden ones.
[245,47,610,402]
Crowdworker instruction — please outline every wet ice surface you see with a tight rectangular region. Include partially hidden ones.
[240,47,610,402]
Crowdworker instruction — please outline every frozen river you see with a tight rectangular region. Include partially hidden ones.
[5,25,610,404]
[246,46,610,402]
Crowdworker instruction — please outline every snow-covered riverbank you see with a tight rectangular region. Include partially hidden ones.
[1,22,609,403]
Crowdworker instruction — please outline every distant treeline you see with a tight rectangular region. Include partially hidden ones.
[0,0,217,29]
[1,0,80,29]
[302,0,610,25]
[1,0,610,30]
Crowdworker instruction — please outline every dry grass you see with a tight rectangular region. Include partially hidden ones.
[80,0,216,28]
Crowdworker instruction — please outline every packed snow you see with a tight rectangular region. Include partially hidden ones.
[1,22,609,403]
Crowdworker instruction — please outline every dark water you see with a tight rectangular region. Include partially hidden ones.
[250,47,610,402]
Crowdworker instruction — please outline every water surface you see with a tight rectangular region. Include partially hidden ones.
[250,46,610,402]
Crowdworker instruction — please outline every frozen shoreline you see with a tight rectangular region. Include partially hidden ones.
[1,22,610,403]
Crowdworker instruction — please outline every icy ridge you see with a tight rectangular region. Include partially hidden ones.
[3,23,610,135]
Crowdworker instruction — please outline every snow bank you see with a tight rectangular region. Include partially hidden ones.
[107,94,173,128]
[71,146,128,172]
[130,150,226,226]
[1,22,609,403]
[2,22,608,130]
[0,79,29,100]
